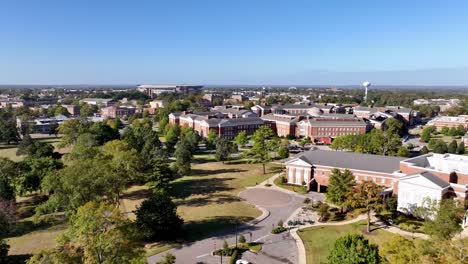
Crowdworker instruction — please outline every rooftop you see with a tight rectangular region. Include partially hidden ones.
[291,149,405,173]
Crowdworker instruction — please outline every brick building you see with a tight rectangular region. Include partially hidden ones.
[427,115,468,131]
[296,116,367,144]
[285,149,468,226]
[100,106,136,119]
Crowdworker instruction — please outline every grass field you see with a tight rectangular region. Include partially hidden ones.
[297,220,401,264]
[0,135,63,162]
[120,154,280,253]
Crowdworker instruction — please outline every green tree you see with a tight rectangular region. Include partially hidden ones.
[156,253,176,264]
[347,181,384,233]
[0,158,18,200]
[58,118,91,147]
[448,127,459,137]
[456,124,466,136]
[30,201,144,264]
[146,160,175,192]
[18,157,63,194]
[384,118,405,136]
[238,234,246,244]
[326,169,356,212]
[234,131,248,147]
[318,202,330,222]
[215,137,236,163]
[277,146,289,159]
[205,130,217,150]
[79,102,98,117]
[448,140,458,154]
[174,138,192,175]
[328,234,381,264]
[457,141,465,154]
[17,135,55,158]
[441,126,450,136]
[250,125,278,174]
[164,125,181,152]
[89,121,120,145]
[381,234,421,264]
[432,140,448,154]
[0,108,21,144]
[135,192,183,240]
[397,146,409,157]
[421,126,435,142]
[424,199,464,240]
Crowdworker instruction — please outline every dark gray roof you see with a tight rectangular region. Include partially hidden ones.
[295,149,405,173]
[407,171,450,188]
[308,119,367,127]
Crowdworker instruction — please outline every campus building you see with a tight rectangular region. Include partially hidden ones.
[427,115,468,131]
[285,149,468,225]
[100,105,136,119]
[137,85,203,98]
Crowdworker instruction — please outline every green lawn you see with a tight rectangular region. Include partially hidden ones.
[0,136,63,162]
[298,220,400,264]
[120,156,280,253]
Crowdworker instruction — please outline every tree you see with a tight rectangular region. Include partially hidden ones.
[384,118,405,136]
[424,199,464,240]
[156,253,176,264]
[0,239,9,264]
[58,118,91,146]
[17,135,55,158]
[164,125,181,152]
[432,140,448,154]
[89,121,120,145]
[347,181,384,233]
[0,197,16,237]
[318,202,330,222]
[174,138,192,175]
[30,201,144,264]
[158,116,169,134]
[420,146,429,154]
[328,234,381,264]
[135,192,183,240]
[0,108,20,144]
[18,157,63,194]
[421,126,435,142]
[397,146,409,157]
[277,146,289,159]
[457,141,465,154]
[382,234,421,264]
[146,161,175,192]
[250,125,278,174]
[448,127,459,137]
[441,126,450,136]
[0,157,18,200]
[448,140,458,154]
[205,130,217,150]
[456,124,466,136]
[79,102,98,117]
[181,127,200,154]
[215,137,236,163]
[37,156,130,215]
[234,131,248,147]
[326,169,356,212]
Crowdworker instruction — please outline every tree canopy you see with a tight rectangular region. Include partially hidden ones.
[328,234,381,264]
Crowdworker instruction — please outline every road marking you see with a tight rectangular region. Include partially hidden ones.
[254,234,270,242]
[195,253,209,258]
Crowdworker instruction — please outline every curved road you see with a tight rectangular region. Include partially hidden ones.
[148,188,323,264]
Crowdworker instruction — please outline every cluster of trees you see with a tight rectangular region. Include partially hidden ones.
[0,108,21,144]
[330,127,404,157]
[421,125,466,143]
[427,139,465,154]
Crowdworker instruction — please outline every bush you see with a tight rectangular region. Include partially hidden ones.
[280,176,287,184]
[271,226,287,234]
[303,198,311,204]
[238,234,246,244]
[264,183,272,187]
[277,219,283,227]
[229,249,239,264]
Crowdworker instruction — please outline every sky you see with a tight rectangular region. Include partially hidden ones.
[1,0,468,85]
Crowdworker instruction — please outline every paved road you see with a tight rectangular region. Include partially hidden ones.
[148,188,323,264]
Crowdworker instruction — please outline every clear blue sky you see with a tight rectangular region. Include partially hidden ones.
[1,0,468,85]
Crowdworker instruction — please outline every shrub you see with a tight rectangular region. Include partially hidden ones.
[303,198,311,204]
[238,234,246,244]
[280,176,287,184]
[264,183,272,187]
[277,219,283,227]
[229,249,239,264]
[271,226,287,234]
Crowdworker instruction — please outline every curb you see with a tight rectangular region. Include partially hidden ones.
[237,190,271,226]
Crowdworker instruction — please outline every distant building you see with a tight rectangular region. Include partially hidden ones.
[427,115,468,131]
[137,84,203,98]
[413,98,460,112]
[62,105,80,117]
[80,98,115,107]
[17,115,69,134]
[100,106,136,119]
[0,98,24,108]
[296,116,367,144]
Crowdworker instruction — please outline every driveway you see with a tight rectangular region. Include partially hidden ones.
[148,188,323,264]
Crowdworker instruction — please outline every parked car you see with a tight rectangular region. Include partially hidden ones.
[236,260,250,264]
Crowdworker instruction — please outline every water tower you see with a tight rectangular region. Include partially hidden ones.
[362,81,371,102]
